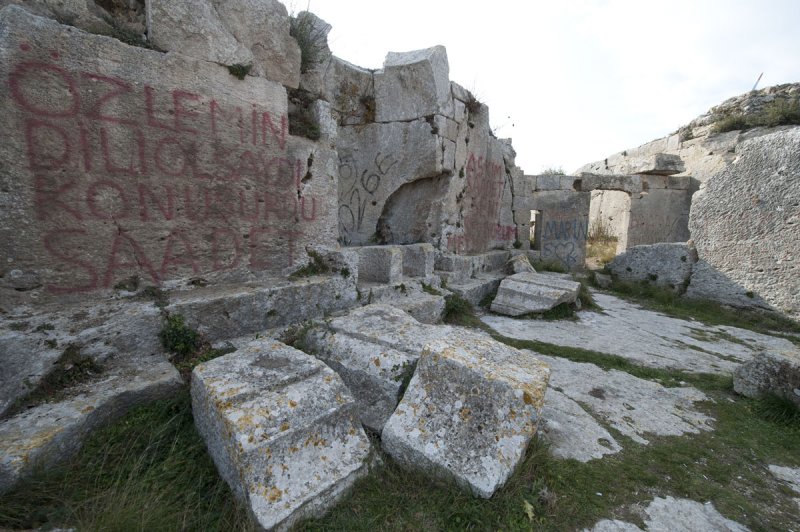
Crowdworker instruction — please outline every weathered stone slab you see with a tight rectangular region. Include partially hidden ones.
[540,387,622,462]
[191,340,371,530]
[0,7,337,311]
[631,153,685,176]
[0,299,164,417]
[301,304,452,430]
[302,329,416,432]
[446,274,504,306]
[382,331,550,498]
[508,253,536,274]
[733,350,800,407]
[374,46,451,122]
[0,353,181,494]
[167,274,357,343]
[491,272,580,316]
[587,496,749,532]
[538,354,712,446]
[484,292,795,375]
[687,129,800,322]
[394,292,445,325]
[609,242,696,292]
[147,0,301,87]
[0,0,120,36]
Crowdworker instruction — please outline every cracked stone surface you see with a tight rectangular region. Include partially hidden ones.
[483,292,795,375]
[587,496,750,531]
[538,354,713,458]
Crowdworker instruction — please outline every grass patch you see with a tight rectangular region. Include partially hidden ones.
[421,283,442,296]
[290,11,329,74]
[540,167,565,175]
[159,314,201,357]
[0,392,251,531]
[712,97,800,134]
[608,280,800,336]
[4,345,103,417]
[227,63,252,80]
[290,250,330,279]
[442,294,484,328]
[752,394,800,426]
[531,259,568,274]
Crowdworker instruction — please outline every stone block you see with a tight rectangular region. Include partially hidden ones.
[148,0,301,87]
[733,350,800,407]
[508,253,536,274]
[375,46,451,122]
[609,243,695,293]
[356,246,403,284]
[382,331,550,498]
[191,340,371,530]
[447,275,504,306]
[491,272,580,316]
[395,293,446,325]
[302,330,417,432]
[632,154,685,176]
[401,243,435,278]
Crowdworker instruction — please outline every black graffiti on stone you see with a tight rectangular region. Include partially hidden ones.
[542,242,579,270]
[542,219,588,242]
[338,152,397,244]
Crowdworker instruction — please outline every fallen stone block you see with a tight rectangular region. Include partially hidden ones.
[302,330,416,432]
[733,350,800,407]
[394,293,446,325]
[508,253,536,274]
[490,272,580,316]
[382,331,550,498]
[191,340,372,530]
[302,304,452,431]
[0,354,181,495]
[446,274,505,306]
[632,153,685,176]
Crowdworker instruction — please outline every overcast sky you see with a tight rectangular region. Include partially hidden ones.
[301,0,799,174]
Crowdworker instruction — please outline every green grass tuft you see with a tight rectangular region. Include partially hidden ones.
[159,314,201,357]
[227,63,252,80]
[442,294,484,328]
[0,392,251,531]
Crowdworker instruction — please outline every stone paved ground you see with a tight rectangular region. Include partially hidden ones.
[482,292,795,375]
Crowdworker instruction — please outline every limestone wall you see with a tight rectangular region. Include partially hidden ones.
[686,128,800,322]
[0,6,339,311]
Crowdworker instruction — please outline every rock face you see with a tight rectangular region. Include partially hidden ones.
[609,242,696,293]
[191,340,372,530]
[147,0,301,87]
[686,128,800,322]
[382,331,550,498]
[490,272,580,316]
[0,6,338,312]
[733,350,800,407]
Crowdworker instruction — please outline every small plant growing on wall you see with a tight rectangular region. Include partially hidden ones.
[290,12,330,73]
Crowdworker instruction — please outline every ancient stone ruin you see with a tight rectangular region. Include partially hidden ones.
[0,1,798,530]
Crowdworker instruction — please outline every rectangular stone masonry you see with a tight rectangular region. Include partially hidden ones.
[401,243,435,278]
[355,246,403,284]
[0,7,338,310]
[191,340,372,530]
[381,330,550,498]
